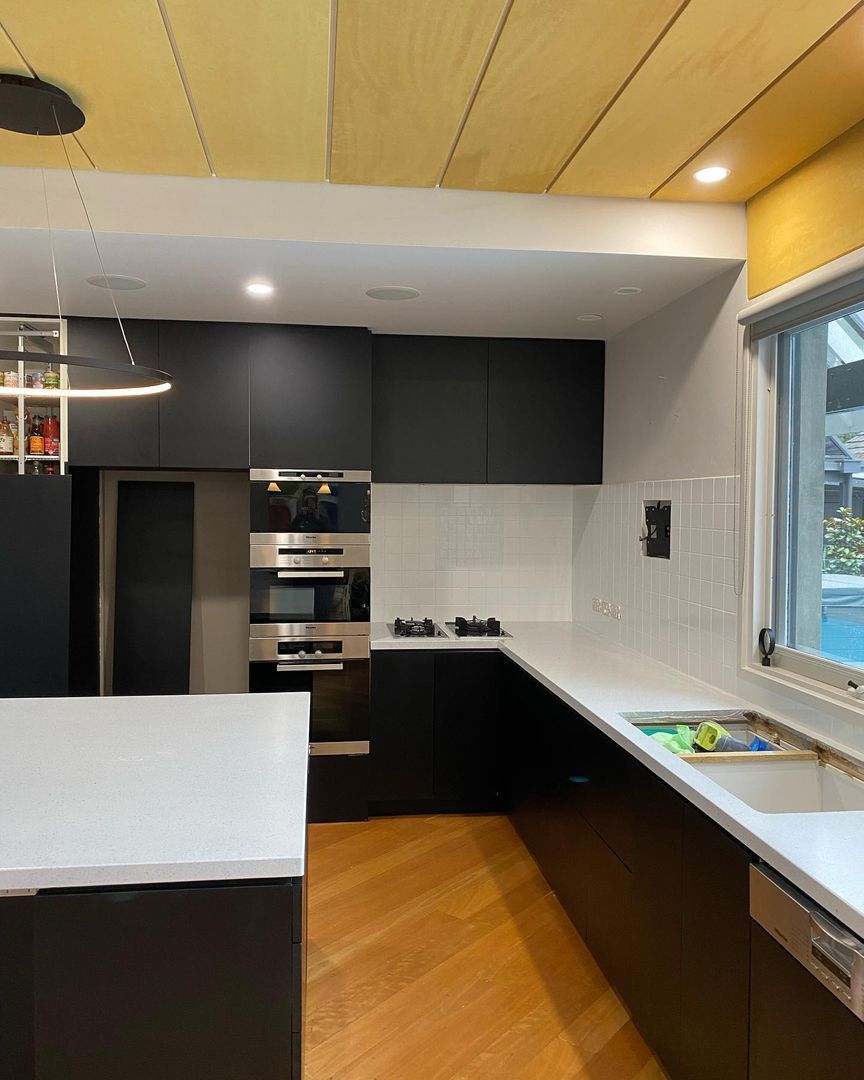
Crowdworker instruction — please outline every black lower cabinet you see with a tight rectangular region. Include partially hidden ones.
[680,806,752,1080]
[0,880,303,1080]
[369,650,502,813]
[749,922,864,1080]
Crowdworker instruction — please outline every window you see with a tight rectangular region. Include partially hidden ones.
[768,304,864,685]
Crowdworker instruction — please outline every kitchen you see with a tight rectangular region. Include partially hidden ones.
[2,2,864,1078]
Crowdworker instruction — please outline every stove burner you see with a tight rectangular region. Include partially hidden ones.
[393,617,439,638]
[453,615,502,637]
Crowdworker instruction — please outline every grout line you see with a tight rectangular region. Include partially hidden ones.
[649,0,864,199]
[154,0,217,176]
[434,0,515,189]
[544,0,693,193]
[325,0,339,182]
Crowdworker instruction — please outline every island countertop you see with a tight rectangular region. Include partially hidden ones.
[0,692,310,891]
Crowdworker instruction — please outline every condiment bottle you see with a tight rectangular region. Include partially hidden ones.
[29,415,44,456]
[44,415,60,456]
[0,415,13,455]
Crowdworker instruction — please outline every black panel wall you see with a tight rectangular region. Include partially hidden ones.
[67,467,101,696]
[0,475,70,697]
[487,338,604,483]
[372,335,489,482]
[249,324,372,468]
[67,319,161,468]
[113,481,194,695]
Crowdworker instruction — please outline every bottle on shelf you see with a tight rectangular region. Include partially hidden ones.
[29,414,44,456]
[44,414,60,456]
[0,414,13,456]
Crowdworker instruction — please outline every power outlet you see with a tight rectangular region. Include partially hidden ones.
[592,598,622,620]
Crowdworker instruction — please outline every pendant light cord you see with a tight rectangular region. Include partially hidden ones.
[40,166,63,328]
[53,105,136,366]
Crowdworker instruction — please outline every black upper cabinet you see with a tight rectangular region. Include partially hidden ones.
[249,325,372,469]
[67,318,160,468]
[158,322,249,469]
[372,336,488,482]
[487,338,604,484]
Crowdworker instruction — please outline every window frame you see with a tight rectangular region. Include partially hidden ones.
[748,302,864,701]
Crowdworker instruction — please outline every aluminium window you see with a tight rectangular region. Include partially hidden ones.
[765,303,864,688]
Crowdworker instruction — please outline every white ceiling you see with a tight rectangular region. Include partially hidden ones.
[0,227,741,340]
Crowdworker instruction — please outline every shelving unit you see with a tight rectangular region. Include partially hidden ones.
[0,318,68,476]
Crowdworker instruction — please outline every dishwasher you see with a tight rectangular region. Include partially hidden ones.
[749,865,864,1079]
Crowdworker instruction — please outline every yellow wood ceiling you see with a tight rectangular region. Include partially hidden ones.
[0,0,862,204]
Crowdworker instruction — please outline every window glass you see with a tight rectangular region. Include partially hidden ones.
[776,309,864,669]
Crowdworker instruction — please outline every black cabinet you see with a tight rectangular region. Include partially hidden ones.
[370,651,435,803]
[372,335,488,482]
[750,922,864,1080]
[249,324,371,469]
[0,476,71,697]
[157,321,249,468]
[67,318,161,467]
[434,650,501,805]
[680,807,751,1080]
[369,649,502,812]
[0,879,303,1080]
[487,338,604,483]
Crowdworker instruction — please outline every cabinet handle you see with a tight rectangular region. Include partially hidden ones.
[568,775,590,784]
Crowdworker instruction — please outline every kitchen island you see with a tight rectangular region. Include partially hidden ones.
[0,691,309,1080]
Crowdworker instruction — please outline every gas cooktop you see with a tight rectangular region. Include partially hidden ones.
[445,616,511,638]
[391,617,445,638]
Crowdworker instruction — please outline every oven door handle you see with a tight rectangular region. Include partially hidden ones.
[275,570,345,579]
[276,662,344,673]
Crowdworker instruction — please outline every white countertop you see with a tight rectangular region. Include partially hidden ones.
[0,692,310,892]
[374,620,864,936]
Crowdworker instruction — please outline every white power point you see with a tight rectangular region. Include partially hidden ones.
[592,598,622,620]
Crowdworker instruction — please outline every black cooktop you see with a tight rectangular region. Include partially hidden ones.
[392,617,444,638]
[446,616,510,638]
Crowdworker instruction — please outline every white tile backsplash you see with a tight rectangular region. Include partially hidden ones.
[572,475,741,692]
[371,484,577,624]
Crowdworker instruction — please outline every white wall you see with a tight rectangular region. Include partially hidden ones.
[371,484,585,625]
[603,265,747,483]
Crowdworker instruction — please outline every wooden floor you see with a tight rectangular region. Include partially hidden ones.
[305,814,664,1079]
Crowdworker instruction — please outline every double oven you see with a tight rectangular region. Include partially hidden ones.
[249,469,371,822]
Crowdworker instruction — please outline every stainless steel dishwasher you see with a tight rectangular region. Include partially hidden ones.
[749,865,864,1079]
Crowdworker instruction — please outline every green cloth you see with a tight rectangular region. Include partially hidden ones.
[648,725,695,755]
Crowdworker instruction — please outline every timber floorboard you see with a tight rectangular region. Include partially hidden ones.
[305,814,665,1079]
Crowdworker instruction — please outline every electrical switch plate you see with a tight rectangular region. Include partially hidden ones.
[643,500,671,559]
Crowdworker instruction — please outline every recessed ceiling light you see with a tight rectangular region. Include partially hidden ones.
[576,313,603,322]
[86,274,147,290]
[615,286,642,296]
[365,286,420,301]
[693,165,731,184]
[245,281,274,297]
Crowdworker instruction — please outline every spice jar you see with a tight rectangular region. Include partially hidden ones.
[4,370,18,388]
[30,371,44,389]
[43,370,60,390]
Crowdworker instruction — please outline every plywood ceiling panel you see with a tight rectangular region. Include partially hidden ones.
[443,0,683,194]
[0,24,91,169]
[330,0,505,188]
[163,0,330,181]
[2,1,208,176]
[551,0,860,198]
[655,7,864,203]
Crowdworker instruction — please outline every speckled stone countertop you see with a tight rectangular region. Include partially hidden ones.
[374,620,864,936]
[0,692,310,891]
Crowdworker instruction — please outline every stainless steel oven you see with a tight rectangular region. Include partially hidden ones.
[250,469,371,543]
[249,623,369,823]
[249,564,370,626]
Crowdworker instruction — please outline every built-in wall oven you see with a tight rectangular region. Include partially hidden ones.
[249,469,371,824]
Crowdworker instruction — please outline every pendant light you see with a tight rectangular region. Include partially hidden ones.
[0,73,172,399]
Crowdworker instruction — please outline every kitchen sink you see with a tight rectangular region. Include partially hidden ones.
[622,709,864,814]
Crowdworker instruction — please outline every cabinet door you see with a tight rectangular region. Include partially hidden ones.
[249,324,371,469]
[34,883,296,1080]
[372,335,488,482]
[578,726,639,869]
[629,768,684,1075]
[487,338,604,483]
[680,806,751,1080]
[0,895,34,1080]
[158,321,249,468]
[583,822,633,1000]
[434,650,501,806]
[370,651,435,803]
[750,922,864,1080]
[67,317,160,467]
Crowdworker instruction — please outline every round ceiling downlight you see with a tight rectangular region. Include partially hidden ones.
[576,313,603,322]
[0,73,84,135]
[246,281,274,297]
[693,165,731,184]
[365,286,420,301]
[615,286,642,296]
[87,274,148,291]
